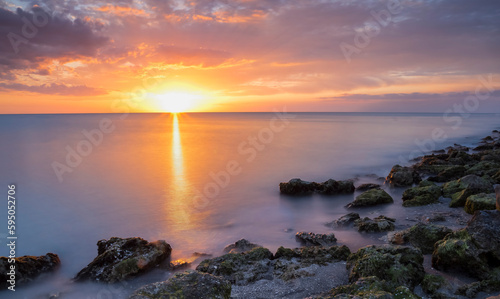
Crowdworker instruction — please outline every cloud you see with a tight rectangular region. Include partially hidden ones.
[0,82,107,96]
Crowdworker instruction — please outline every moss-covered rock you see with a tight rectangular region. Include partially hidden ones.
[75,237,172,283]
[279,178,355,195]
[464,193,496,214]
[279,178,319,195]
[274,245,351,266]
[129,270,231,299]
[196,247,273,285]
[317,179,355,195]
[354,216,395,232]
[421,274,446,294]
[441,175,493,207]
[390,223,452,254]
[346,245,425,289]
[466,161,500,177]
[223,239,261,254]
[428,165,467,182]
[401,182,442,207]
[347,189,393,208]
[325,212,360,228]
[316,276,420,299]
[456,268,500,298]
[0,253,60,289]
[295,232,337,246]
[385,165,421,187]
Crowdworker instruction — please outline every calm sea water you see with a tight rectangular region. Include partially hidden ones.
[0,112,499,298]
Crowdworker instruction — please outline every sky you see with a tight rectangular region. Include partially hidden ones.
[0,0,499,113]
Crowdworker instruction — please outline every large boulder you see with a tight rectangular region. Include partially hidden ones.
[346,245,425,289]
[279,178,318,195]
[223,239,261,254]
[432,211,500,279]
[279,178,354,195]
[0,253,60,289]
[75,237,171,283]
[389,223,452,254]
[295,232,337,247]
[385,165,421,187]
[347,189,393,208]
[442,175,493,207]
[401,181,442,207]
[464,193,496,214]
[354,216,395,233]
[129,270,231,299]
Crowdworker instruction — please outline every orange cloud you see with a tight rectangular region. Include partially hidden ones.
[96,5,149,17]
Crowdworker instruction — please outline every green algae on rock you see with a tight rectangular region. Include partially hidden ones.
[464,193,496,214]
[129,270,231,299]
[385,165,421,187]
[401,181,442,207]
[390,223,452,254]
[354,215,395,233]
[347,189,393,208]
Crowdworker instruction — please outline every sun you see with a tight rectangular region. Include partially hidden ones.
[154,91,204,113]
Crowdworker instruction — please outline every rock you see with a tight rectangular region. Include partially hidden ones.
[432,211,500,279]
[467,161,500,177]
[319,276,420,299]
[166,259,190,271]
[464,193,496,214]
[317,179,355,195]
[0,253,60,289]
[389,223,452,254]
[428,165,467,182]
[347,189,393,208]
[279,178,318,195]
[325,212,360,228]
[385,165,421,187]
[354,215,395,233]
[196,247,274,285]
[274,245,351,266]
[346,245,425,289]
[497,185,500,211]
[442,175,493,207]
[421,274,452,298]
[74,237,171,283]
[129,270,231,299]
[355,183,381,191]
[401,181,442,207]
[279,178,355,195]
[223,239,261,254]
[295,232,337,247]
[456,269,500,298]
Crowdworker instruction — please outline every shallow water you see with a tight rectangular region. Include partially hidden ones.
[0,112,499,298]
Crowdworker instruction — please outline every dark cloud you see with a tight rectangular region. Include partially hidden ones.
[0,82,106,96]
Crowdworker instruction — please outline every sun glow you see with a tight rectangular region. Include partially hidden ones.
[154,91,204,113]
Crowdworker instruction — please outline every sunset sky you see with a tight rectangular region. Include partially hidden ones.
[0,0,499,113]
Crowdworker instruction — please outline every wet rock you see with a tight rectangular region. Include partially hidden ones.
[385,165,421,187]
[317,179,355,195]
[75,237,171,283]
[346,245,425,289]
[442,175,493,207]
[274,245,351,266]
[356,183,381,191]
[466,161,500,177]
[0,253,60,289]
[432,211,500,279]
[196,247,274,285]
[464,193,496,214]
[129,270,231,299]
[456,269,500,298]
[421,274,452,298]
[347,189,393,208]
[223,239,262,254]
[428,165,467,182]
[389,223,452,254]
[295,232,337,247]
[318,276,420,299]
[354,215,395,233]
[325,212,360,228]
[166,259,190,271]
[279,178,318,195]
[279,178,355,195]
[401,181,442,207]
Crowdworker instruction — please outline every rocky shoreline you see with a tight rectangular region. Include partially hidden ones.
[2,130,500,298]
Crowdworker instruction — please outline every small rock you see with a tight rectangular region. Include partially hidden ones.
[316,179,355,195]
[129,270,231,299]
[347,189,393,208]
[385,165,421,187]
[464,193,496,214]
[355,183,380,191]
[401,181,442,207]
[354,215,395,232]
[0,253,60,289]
[279,178,318,195]
[74,237,172,283]
[223,239,262,254]
[390,223,452,254]
[325,212,360,228]
[295,232,337,246]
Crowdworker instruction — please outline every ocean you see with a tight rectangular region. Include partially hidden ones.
[0,112,499,298]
